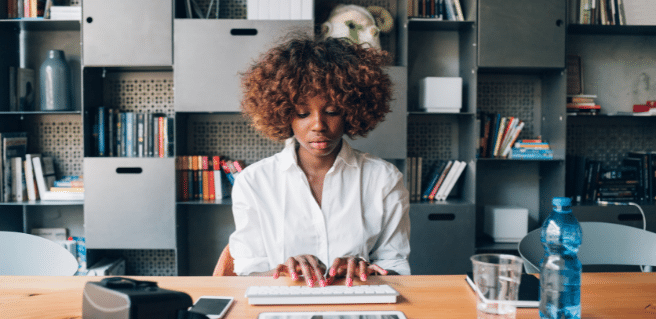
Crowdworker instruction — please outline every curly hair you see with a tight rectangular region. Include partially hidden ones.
[240,35,393,141]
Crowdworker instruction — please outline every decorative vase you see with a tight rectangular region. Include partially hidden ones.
[39,49,71,111]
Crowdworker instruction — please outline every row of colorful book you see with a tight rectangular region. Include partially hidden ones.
[479,113,526,159]
[407,157,467,202]
[92,107,174,158]
[175,155,246,202]
[407,0,465,21]
[573,0,628,25]
[0,131,82,202]
[567,151,656,204]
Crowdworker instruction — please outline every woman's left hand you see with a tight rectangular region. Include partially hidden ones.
[327,256,388,287]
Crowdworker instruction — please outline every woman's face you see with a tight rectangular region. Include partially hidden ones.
[292,96,345,161]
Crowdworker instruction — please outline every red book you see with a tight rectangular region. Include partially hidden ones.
[428,160,453,201]
[158,116,165,158]
[201,156,210,201]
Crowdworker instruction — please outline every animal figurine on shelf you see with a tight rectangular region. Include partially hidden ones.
[321,4,394,50]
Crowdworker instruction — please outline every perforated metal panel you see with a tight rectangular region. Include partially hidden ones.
[184,114,284,165]
[25,114,83,177]
[477,74,541,141]
[103,72,175,117]
[407,115,457,181]
[122,249,177,276]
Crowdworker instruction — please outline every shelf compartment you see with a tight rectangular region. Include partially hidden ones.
[84,157,176,249]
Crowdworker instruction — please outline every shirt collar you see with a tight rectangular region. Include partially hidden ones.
[279,137,358,171]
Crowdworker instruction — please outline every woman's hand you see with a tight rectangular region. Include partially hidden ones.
[271,254,328,287]
[327,256,388,287]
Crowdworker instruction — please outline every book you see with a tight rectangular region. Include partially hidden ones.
[96,106,106,156]
[24,153,40,201]
[207,164,216,201]
[125,112,135,157]
[212,155,231,200]
[501,121,525,158]
[53,175,83,187]
[11,156,25,201]
[136,113,144,157]
[202,156,210,201]
[17,67,36,111]
[436,160,466,201]
[33,156,83,201]
[422,160,447,200]
[2,132,28,202]
[50,186,84,192]
[428,160,453,200]
[435,160,461,201]
[415,157,423,202]
[479,112,492,158]
[487,114,501,158]
[626,151,652,204]
[41,156,56,189]
[452,0,464,21]
[408,157,416,201]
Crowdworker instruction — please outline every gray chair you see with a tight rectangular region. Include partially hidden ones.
[0,231,79,276]
[518,222,656,274]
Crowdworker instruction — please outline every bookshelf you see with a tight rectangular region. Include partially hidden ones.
[0,7,84,244]
[2,0,654,276]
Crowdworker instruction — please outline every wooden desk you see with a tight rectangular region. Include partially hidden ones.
[1,273,655,318]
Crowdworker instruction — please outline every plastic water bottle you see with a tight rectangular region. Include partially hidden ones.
[539,197,582,319]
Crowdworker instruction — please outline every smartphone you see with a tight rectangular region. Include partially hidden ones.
[188,296,234,319]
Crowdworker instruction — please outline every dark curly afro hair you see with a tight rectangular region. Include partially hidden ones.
[240,35,393,142]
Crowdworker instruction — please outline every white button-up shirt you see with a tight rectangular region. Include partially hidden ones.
[229,138,411,276]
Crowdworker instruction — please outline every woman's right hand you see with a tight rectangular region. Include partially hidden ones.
[271,254,328,287]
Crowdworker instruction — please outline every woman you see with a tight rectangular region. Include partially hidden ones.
[229,34,410,287]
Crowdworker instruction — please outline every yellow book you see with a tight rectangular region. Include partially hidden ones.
[493,117,507,157]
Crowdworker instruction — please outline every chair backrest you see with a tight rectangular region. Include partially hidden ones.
[518,222,656,274]
[0,231,79,276]
[212,244,236,276]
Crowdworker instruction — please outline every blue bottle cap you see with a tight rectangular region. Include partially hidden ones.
[552,197,571,206]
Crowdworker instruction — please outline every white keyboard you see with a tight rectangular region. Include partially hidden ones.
[245,284,400,305]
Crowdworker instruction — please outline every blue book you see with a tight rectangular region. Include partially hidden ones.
[107,108,115,157]
[422,160,447,200]
[488,114,501,158]
[97,106,106,156]
[125,112,135,157]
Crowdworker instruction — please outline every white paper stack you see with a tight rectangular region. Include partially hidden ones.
[49,6,81,20]
[247,0,312,20]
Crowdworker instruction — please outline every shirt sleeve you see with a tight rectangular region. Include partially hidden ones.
[228,173,272,275]
[369,169,412,275]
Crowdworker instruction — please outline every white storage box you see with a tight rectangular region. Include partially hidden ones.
[419,77,462,113]
[484,206,529,243]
